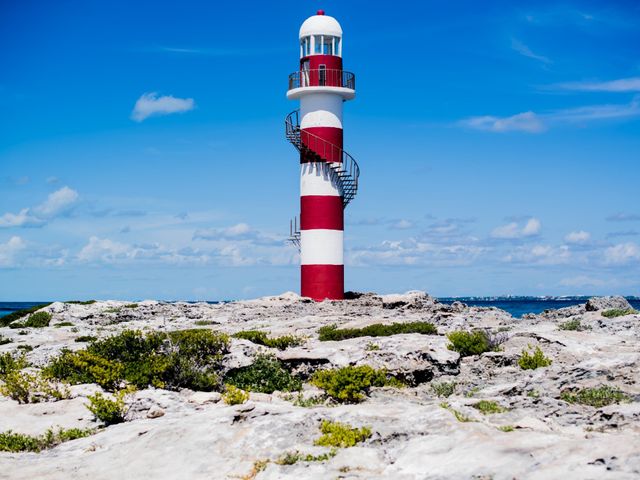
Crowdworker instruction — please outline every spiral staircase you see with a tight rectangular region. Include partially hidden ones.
[285,109,360,250]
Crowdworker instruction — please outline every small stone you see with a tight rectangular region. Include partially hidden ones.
[146,407,165,419]
[188,391,221,405]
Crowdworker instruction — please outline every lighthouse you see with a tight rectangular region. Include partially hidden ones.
[286,10,359,301]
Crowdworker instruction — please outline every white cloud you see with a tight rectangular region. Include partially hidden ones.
[0,236,26,267]
[460,97,640,134]
[491,218,541,239]
[193,223,282,246]
[461,111,545,133]
[564,230,591,244]
[604,242,640,265]
[78,236,136,263]
[33,186,78,217]
[511,38,551,64]
[555,77,640,92]
[131,92,195,122]
[503,244,571,265]
[0,186,79,228]
[391,219,413,230]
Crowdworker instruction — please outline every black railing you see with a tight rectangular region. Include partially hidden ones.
[285,109,360,208]
[288,69,356,90]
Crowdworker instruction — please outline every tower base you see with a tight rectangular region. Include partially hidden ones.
[301,264,344,301]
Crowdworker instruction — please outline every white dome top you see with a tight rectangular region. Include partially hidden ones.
[299,11,342,39]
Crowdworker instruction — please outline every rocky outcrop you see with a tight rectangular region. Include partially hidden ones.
[1,293,639,479]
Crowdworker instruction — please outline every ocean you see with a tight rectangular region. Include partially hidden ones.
[1,298,639,319]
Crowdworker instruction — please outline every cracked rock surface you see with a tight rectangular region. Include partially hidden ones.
[0,292,639,479]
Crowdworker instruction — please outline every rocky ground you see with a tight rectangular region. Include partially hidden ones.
[0,292,639,479]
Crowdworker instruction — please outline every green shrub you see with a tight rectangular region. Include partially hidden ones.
[560,385,629,407]
[45,329,229,392]
[9,311,52,329]
[472,400,506,414]
[0,336,12,345]
[431,381,456,398]
[498,425,515,432]
[86,387,135,425]
[440,402,475,422]
[0,369,69,404]
[65,300,96,305]
[518,346,552,370]
[314,420,371,448]
[559,319,590,331]
[75,335,97,343]
[318,321,437,341]
[276,449,337,465]
[124,303,139,309]
[0,427,92,452]
[446,330,498,357]
[0,304,52,327]
[233,330,303,350]
[225,354,301,393]
[44,349,124,390]
[0,352,28,375]
[365,342,380,351]
[222,384,249,405]
[54,322,75,328]
[194,320,217,326]
[17,345,33,352]
[291,393,326,407]
[602,308,638,318]
[310,365,401,403]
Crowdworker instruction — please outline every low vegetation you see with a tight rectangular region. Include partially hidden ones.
[276,449,337,465]
[559,319,590,331]
[560,385,630,408]
[601,308,638,318]
[440,402,475,422]
[0,369,69,404]
[222,384,249,405]
[314,420,372,448]
[0,336,11,345]
[310,365,402,403]
[498,425,515,432]
[65,300,96,305]
[518,346,552,370]
[9,311,52,329]
[446,330,503,357]
[54,322,75,328]
[45,329,230,392]
[86,387,135,425]
[75,335,97,343]
[232,330,303,350]
[124,303,139,309]
[472,400,506,414]
[431,381,456,398]
[0,352,28,375]
[0,427,93,452]
[0,304,52,327]
[318,321,437,342]
[224,354,301,393]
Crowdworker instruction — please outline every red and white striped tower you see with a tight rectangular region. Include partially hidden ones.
[285,11,359,301]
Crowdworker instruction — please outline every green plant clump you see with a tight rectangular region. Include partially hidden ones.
[276,449,337,465]
[222,384,249,405]
[86,387,135,425]
[601,308,638,318]
[224,354,301,393]
[124,303,139,309]
[65,300,97,305]
[560,385,630,408]
[0,336,12,346]
[446,330,499,357]
[318,321,437,342]
[0,304,52,328]
[0,352,28,375]
[498,425,515,432]
[75,335,98,343]
[45,329,229,392]
[0,427,92,453]
[431,381,456,398]
[314,420,372,448]
[440,402,475,422]
[54,322,75,328]
[310,365,402,403]
[472,400,506,414]
[518,346,552,370]
[10,311,52,329]
[233,330,303,350]
[559,319,590,331]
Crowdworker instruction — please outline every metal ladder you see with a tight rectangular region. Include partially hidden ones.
[285,109,360,249]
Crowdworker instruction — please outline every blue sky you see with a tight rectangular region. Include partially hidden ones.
[1,0,639,300]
